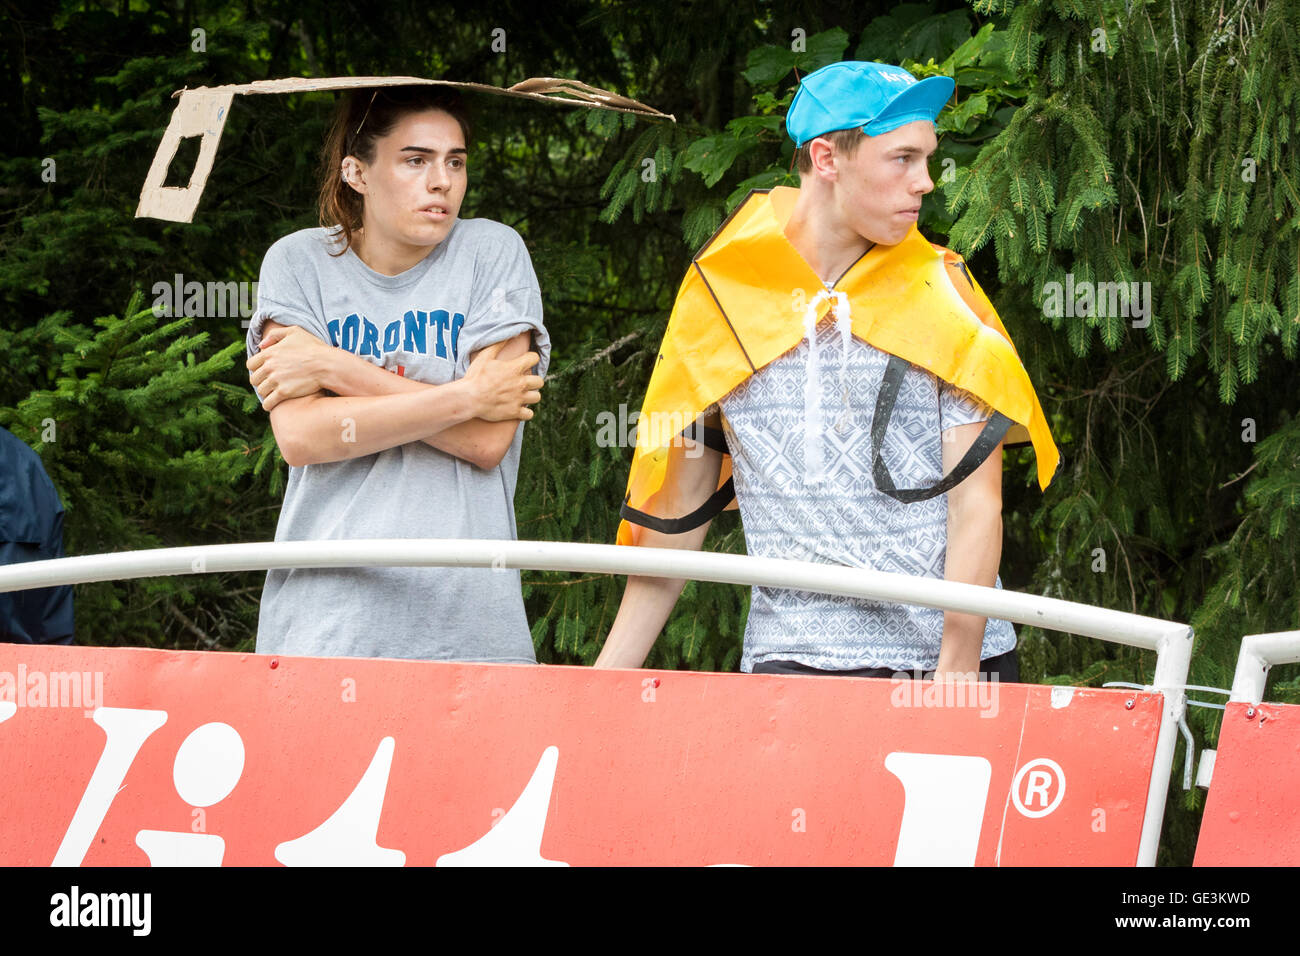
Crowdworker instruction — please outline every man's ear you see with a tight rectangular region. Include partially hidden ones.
[808,137,838,182]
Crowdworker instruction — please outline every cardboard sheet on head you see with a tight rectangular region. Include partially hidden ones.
[617,186,1060,547]
[135,75,674,223]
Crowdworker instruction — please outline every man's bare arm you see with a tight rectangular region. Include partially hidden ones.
[248,321,541,469]
[594,421,724,669]
[936,420,1004,679]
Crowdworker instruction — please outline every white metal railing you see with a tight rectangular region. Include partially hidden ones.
[0,538,1193,866]
[1186,630,1300,796]
[1229,630,1300,705]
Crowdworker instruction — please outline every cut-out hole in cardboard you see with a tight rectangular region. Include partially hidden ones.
[162,135,203,189]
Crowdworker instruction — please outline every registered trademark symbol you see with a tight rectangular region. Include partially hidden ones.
[1012,758,1066,818]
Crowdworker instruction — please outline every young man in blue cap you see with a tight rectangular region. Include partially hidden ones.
[595,61,1058,680]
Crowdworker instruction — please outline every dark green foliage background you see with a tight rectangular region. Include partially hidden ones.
[2,0,1297,864]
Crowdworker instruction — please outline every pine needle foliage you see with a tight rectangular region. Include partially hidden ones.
[948,0,1300,862]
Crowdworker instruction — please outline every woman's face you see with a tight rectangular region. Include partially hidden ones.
[350,108,468,253]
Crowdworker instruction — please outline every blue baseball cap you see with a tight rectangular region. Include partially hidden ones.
[786,61,955,148]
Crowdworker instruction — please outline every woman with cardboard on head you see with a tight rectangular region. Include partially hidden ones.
[245,86,550,662]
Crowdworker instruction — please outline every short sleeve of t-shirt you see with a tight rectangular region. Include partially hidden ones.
[939,379,996,432]
[454,227,550,379]
[246,235,332,355]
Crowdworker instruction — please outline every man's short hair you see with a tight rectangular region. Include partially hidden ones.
[794,127,866,175]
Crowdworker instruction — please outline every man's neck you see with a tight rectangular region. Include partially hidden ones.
[782,186,873,286]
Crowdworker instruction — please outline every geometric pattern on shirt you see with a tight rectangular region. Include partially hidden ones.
[716,319,1017,672]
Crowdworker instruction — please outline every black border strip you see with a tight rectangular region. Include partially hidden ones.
[872,354,1013,503]
[692,261,756,373]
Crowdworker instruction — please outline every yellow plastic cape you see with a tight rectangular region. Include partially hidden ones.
[617,186,1059,547]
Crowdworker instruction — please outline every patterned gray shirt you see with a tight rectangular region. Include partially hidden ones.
[717,316,1016,673]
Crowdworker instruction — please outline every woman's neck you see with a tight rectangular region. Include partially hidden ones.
[351,227,438,277]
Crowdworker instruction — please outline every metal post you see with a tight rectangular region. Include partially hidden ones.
[1229,630,1300,705]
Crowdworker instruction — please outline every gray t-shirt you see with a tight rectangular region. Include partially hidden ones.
[246,219,550,662]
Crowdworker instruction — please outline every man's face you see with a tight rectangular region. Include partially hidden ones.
[827,120,938,246]
[353,109,468,251]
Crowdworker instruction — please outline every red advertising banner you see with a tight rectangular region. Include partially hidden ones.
[0,644,1162,866]
[1195,700,1300,866]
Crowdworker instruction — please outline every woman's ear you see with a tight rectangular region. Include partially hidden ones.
[341,157,366,194]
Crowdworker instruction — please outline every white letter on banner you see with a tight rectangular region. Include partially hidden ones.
[135,830,226,866]
[437,746,568,866]
[884,752,991,866]
[133,722,246,866]
[275,737,405,866]
[53,708,169,866]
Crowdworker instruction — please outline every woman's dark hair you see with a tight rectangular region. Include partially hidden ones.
[318,85,473,255]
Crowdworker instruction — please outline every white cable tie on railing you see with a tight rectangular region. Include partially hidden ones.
[1103,681,1227,710]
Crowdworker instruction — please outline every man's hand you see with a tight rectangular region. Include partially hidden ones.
[461,340,544,422]
[248,324,337,411]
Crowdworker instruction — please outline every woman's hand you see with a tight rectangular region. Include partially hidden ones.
[247,323,336,411]
[461,340,544,422]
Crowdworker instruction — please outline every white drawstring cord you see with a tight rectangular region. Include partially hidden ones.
[802,289,852,485]
[834,291,851,434]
